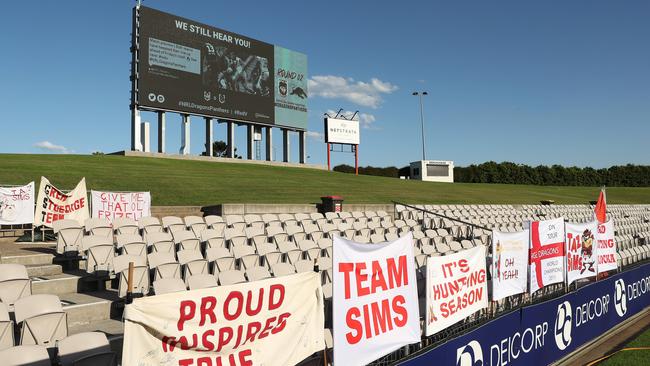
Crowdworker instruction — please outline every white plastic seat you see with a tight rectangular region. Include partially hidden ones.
[0,345,51,366]
[14,294,67,346]
[218,270,246,285]
[52,219,83,255]
[246,267,271,281]
[81,236,115,274]
[206,247,235,272]
[0,302,14,351]
[113,217,139,235]
[277,240,302,263]
[153,278,187,295]
[270,263,296,277]
[253,238,282,268]
[148,252,181,280]
[177,249,209,281]
[115,233,147,257]
[370,233,385,244]
[294,259,313,273]
[57,331,115,366]
[84,218,113,237]
[187,274,218,290]
[204,215,224,228]
[0,264,31,308]
[232,245,260,269]
[162,216,185,233]
[184,216,207,237]
[317,256,333,271]
[113,254,149,298]
[225,215,246,232]
[297,240,320,259]
[225,228,247,247]
[172,230,200,252]
[316,238,332,250]
[139,216,163,235]
[145,231,174,254]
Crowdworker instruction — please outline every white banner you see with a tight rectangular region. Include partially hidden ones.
[596,220,617,273]
[0,182,35,225]
[491,230,529,301]
[565,221,598,285]
[91,190,151,222]
[34,177,89,228]
[529,217,566,294]
[122,272,324,366]
[333,233,420,366]
[425,246,488,336]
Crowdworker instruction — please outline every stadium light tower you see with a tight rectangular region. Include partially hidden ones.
[412,91,428,160]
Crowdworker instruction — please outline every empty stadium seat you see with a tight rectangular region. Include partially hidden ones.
[162,216,185,233]
[246,267,271,281]
[0,345,51,366]
[115,233,147,257]
[177,249,209,280]
[14,294,67,346]
[57,331,115,366]
[113,254,149,298]
[139,216,163,235]
[84,218,113,237]
[206,247,236,272]
[0,302,14,351]
[113,217,139,235]
[270,262,296,277]
[81,236,115,274]
[148,252,181,280]
[146,231,175,254]
[53,219,84,256]
[0,264,31,308]
[218,270,246,286]
[153,278,187,295]
[187,274,218,290]
[184,216,207,237]
[172,230,200,252]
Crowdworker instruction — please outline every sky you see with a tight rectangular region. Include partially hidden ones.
[1,0,648,168]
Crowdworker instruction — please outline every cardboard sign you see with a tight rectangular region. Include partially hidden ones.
[91,190,151,222]
[492,230,529,301]
[529,218,565,294]
[565,221,598,285]
[596,220,617,273]
[426,246,488,336]
[0,182,34,225]
[33,177,89,227]
[333,233,420,366]
[122,273,324,366]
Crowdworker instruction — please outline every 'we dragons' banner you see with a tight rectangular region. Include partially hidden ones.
[529,218,565,294]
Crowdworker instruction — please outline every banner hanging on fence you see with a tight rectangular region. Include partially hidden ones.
[0,182,35,225]
[33,177,89,227]
[492,230,529,301]
[426,245,488,336]
[596,220,617,273]
[122,272,324,366]
[91,191,151,222]
[333,233,420,366]
[565,221,598,285]
[529,217,566,294]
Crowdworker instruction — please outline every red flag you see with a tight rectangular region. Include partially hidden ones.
[595,187,607,223]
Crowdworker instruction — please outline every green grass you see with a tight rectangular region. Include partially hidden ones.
[1,154,649,206]
[600,326,650,366]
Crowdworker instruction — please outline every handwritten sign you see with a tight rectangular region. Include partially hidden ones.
[91,190,151,222]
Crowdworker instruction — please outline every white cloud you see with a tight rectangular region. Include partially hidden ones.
[34,141,70,153]
[308,75,398,108]
[325,110,377,129]
[306,131,324,141]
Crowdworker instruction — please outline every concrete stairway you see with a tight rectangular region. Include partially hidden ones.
[0,246,125,359]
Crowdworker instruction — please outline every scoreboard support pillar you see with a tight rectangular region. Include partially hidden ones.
[265,127,273,161]
[131,107,142,152]
[247,125,254,160]
[299,130,306,164]
[282,129,290,163]
[204,117,213,157]
[157,111,166,153]
[180,114,191,155]
[226,121,235,158]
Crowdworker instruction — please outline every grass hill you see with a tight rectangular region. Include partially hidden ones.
[1,154,649,206]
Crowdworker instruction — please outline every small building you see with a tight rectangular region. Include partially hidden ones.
[410,160,454,183]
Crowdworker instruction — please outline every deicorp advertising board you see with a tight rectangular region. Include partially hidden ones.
[136,6,307,130]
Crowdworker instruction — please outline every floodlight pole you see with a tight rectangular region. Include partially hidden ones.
[413,91,428,161]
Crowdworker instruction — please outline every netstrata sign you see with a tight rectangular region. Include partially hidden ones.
[397,262,650,366]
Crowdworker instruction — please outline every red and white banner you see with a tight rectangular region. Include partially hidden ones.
[529,218,565,294]
[596,220,617,273]
[33,177,89,227]
[491,230,529,301]
[91,190,151,222]
[122,273,324,366]
[565,221,598,285]
[333,233,420,366]
[425,246,488,336]
[0,182,34,225]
